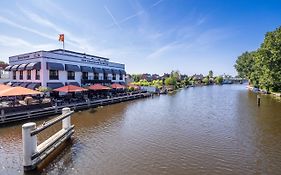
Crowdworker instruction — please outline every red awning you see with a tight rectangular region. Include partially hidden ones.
[88,84,111,90]
[53,85,88,93]
[111,83,125,89]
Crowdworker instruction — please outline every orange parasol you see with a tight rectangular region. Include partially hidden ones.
[111,83,125,89]
[53,85,88,93]
[88,84,111,90]
[0,84,12,91]
[128,84,140,90]
[0,86,42,97]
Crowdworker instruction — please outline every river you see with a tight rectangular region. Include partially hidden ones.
[0,84,281,175]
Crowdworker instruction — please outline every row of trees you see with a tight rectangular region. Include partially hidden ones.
[234,26,281,92]
[132,70,224,90]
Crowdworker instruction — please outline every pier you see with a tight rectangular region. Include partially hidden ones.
[22,107,74,171]
[0,92,151,125]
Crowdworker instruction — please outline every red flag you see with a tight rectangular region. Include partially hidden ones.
[58,34,64,42]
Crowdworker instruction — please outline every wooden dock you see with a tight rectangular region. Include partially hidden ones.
[0,92,151,125]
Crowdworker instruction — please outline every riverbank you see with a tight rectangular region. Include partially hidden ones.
[246,85,281,97]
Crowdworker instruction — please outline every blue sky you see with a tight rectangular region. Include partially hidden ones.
[0,0,280,76]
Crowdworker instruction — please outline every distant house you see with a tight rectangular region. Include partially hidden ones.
[126,74,133,84]
[161,73,170,80]
[0,63,9,79]
[192,74,204,81]
[141,73,152,81]
[152,74,160,80]
[180,74,188,80]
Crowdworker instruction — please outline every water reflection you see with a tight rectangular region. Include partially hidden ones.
[0,85,281,175]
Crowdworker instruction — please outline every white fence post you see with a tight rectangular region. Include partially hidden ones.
[22,122,37,171]
[62,107,71,130]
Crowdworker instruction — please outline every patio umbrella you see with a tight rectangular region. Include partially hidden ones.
[0,84,12,91]
[0,86,42,97]
[53,85,88,93]
[111,83,125,89]
[88,84,111,90]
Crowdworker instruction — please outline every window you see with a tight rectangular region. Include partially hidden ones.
[82,72,88,80]
[27,70,31,80]
[13,71,16,80]
[94,73,99,80]
[113,74,116,80]
[49,70,59,80]
[36,70,40,80]
[19,71,23,80]
[104,73,108,80]
[67,71,75,80]
[99,74,103,80]
[119,74,123,80]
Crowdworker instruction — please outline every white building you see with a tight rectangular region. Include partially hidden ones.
[4,49,126,89]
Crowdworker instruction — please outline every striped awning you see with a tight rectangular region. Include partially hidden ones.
[65,82,80,86]
[17,64,28,71]
[119,69,126,74]
[112,69,120,74]
[93,67,104,73]
[26,62,41,70]
[4,66,12,71]
[20,82,30,88]
[27,83,41,90]
[46,62,64,71]
[103,68,112,74]
[80,66,93,72]
[47,82,64,89]
[12,82,21,87]
[65,64,80,72]
[11,64,20,71]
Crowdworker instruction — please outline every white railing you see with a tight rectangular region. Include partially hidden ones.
[22,107,74,171]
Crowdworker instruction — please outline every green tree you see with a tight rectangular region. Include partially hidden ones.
[208,70,213,78]
[131,74,142,82]
[171,70,181,81]
[215,76,223,84]
[255,27,281,92]
[234,51,256,79]
[202,77,210,85]
[164,77,177,86]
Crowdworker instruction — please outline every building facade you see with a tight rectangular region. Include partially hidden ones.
[4,49,126,89]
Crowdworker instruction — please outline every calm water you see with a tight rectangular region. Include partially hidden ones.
[1,85,281,175]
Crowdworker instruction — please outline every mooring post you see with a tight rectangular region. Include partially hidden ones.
[62,107,71,130]
[1,109,5,122]
[22,122,37,171]
[55,102,58,113]
[257,95,261,106]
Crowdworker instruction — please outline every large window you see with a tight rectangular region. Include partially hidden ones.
[82,72,88,80]
[27,70,31,80]
[104,73,108,80]
[36,70,40,80]
[19,71,23,80]
[94,73,99,80]
[49,70,59,80]
[13,71,16,80]
[119,74,123,80]
[67,71,75,80]
[113,74,116,80]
